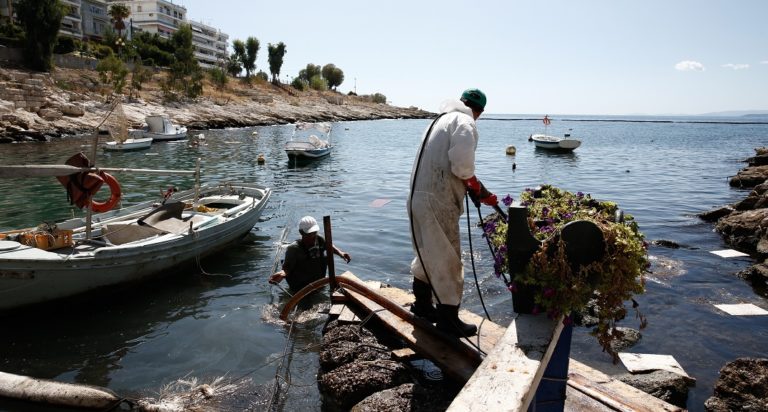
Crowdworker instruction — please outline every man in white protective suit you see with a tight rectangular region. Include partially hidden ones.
[407,88,499,337]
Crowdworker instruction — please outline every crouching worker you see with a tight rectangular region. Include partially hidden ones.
[269,216,351,293]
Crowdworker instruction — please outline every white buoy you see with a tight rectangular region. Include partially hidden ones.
[252,131,258,136]
[506,145,516,155]
[195,133,205,139]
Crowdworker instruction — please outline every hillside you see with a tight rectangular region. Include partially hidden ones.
[0,66,433,142]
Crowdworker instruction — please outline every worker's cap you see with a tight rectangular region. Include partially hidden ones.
[299,216,320,234]
[460,88,487,111]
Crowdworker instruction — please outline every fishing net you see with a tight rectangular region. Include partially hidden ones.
[101,97,129,143]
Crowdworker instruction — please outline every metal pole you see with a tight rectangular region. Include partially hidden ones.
[322,215,337,291]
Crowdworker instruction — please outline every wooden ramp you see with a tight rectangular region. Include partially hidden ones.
[332,272,683,412]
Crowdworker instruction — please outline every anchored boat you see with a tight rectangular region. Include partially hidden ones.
[284,122,333,160]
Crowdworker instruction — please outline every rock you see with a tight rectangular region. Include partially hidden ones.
[351,383,454,412]
[730,165,768,188]
[59,103,85,117]
[699,206,735,222]
[617,370,693,408]
[318,360,412,411]
[652,239,681,249]
[351,383,418,412]
[319,339,392,373]
[37,108,62,121]
[1,114,29,129]
[608,327,641,353]
[735,260,768,291]
[704,358,768,411]
[715,209,768,256]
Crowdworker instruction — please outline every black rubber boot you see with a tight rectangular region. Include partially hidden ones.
[436,304,477,337]
[410,279,438,322]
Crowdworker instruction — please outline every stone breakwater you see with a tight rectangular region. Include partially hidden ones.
[700,146,768,290]
[0,67,433,143]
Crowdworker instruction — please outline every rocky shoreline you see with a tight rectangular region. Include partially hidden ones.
[699,147,768,291]
[0,67,433,143]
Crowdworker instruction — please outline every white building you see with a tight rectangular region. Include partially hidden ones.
[111,0,186,39]
[81,0,110,41]
[59,0,84,39]
[107,0,230,69]
[189,20,229,69]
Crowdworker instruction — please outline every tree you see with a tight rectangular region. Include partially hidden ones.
[322,63,344,90]
[298,63,321,82]
[267,42,287,84]
[15,0,67,71]
[165,24,203,98]
[224,53,242,77]
[96,54,128,94]
[243,36,259,79]
[108,3,130,38]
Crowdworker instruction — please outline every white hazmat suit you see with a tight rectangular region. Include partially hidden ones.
[408,99,478,306]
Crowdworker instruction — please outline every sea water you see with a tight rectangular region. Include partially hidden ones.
[0,115,766,411]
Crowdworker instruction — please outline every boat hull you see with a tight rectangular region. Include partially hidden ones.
[285,141,332,159]
[144,128,187,141]
[0,183,270,311]
[531,134,581,151]
[103,137,154,151]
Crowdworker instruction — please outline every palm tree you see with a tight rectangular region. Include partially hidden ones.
[108,3,130,38]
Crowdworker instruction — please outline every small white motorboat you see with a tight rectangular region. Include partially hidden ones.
[104,130,153,152]
[284,122,333,160]
[143,115,188,141]
[530,133,581,151]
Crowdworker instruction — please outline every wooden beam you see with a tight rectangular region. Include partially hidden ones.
[447,314,564,411]
[567,359,685,412]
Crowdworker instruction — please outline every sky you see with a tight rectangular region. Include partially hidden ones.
[176,0,768,116]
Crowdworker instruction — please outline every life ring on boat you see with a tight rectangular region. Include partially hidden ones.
[90,172,121,213]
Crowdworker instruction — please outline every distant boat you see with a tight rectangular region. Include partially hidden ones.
[530,133,581,151]
[529,115,581,152]
[104,130,153,152]
[104,137,153,151]
[143,116,187,141]
[284,122,333,160]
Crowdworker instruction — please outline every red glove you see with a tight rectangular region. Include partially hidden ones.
[463,176,498,207]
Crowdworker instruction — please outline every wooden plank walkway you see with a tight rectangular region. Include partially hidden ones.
[332,272,684,412]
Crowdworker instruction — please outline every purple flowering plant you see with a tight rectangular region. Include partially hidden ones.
[484,185,648,358]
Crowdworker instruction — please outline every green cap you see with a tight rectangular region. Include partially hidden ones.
[461,88,487,111]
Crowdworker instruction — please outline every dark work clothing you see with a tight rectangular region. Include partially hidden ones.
[283,235,327,292]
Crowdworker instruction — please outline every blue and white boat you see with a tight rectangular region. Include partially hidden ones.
[284,122,333,160]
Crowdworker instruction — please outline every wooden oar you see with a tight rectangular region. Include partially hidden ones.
[0,165,196,178]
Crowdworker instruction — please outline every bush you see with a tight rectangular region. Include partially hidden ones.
[54,36,77,54]
[291,77,308,91]
[371,93,387,104]
[96,54,128,94]
[255,70,269,82]
[92,44,114,59]
[309,74,327,91]
[208,67,228,90]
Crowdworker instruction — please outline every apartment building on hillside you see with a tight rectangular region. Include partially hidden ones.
[59,0,84,39]
[189,20,229,69]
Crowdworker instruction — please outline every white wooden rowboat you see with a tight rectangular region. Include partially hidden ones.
[0,182,271,311]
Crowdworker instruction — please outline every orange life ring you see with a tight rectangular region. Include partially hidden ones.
[91,172,121,213]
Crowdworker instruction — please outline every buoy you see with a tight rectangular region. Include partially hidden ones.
[506,145,516,155]
[257,154,265,164]
[252,131,258,136]
[196,133,205,139]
